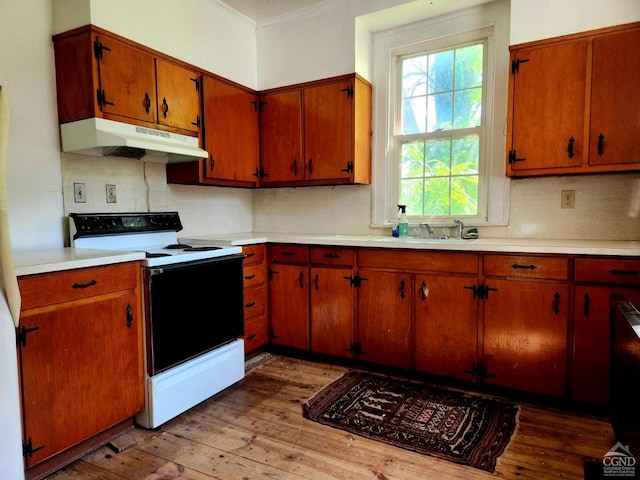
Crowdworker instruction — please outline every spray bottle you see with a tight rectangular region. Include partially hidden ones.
[397,205,409,237]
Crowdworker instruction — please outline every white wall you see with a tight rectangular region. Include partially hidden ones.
[253,0,640,241]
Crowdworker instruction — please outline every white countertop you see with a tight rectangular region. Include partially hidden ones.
[181,232,640,257]
[13,248,145,276]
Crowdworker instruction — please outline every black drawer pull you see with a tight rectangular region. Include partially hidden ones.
[281,251,295,256]
[245,252,255,258]
[244,274,256,280]
[245,333,257,340]
[512,264,536,270]
[245,301,256,308]
[72,279,97,289]
[610,269,638,276]
[324,253,340,259]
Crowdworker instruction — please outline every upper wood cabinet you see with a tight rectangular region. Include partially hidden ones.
[259,74,372,186]
[167,75,260,187]
[53,26,201,136]
[507,22,640,177]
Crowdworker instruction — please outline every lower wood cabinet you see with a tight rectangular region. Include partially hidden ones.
[265,243,640,404]
[17,262,144,477]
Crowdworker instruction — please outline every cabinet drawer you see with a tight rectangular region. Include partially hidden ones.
[269,244,309,263]
[242,244,265,265]
[575,258,640,285]
[311,247,355,266]
[244,286,266,319]
[483,255,568,280]
[243,315,268,353]
[357,248,478,274]
[243,263,266,288]
[19,262,140,311]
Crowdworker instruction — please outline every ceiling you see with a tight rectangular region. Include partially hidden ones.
[219,0,331,22]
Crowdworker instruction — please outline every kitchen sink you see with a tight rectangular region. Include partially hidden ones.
[372,237,476,244]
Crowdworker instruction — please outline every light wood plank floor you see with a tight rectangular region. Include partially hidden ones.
[47,353,615,479]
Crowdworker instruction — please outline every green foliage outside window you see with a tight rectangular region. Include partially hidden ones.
[398,43,483,217]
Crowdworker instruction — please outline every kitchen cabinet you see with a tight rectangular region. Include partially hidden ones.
[309,247,355,359]
[481,255,569,397]
[414,272,478,381]
[53,25,201,136]
[167,75,260,187]
[573,258,640,404]
[268,245,309,350]
[17,262,144,478]
[259,74,371,186]
[242,244,269,354]
[507,21,640,177]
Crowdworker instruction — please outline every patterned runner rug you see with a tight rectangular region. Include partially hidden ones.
[303,371,519,472]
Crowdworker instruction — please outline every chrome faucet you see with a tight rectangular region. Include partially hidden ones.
[453,218,463,239]
[421,223,435,238]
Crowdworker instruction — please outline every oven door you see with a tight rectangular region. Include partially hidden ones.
[144,254,244,374]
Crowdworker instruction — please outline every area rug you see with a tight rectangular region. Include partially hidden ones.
[302,371,519,472]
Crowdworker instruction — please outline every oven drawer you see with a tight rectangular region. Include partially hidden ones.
[19,262,140,310]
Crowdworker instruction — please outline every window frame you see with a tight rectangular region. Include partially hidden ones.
[370,2,510,227]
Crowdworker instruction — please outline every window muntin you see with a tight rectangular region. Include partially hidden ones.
[396,42,484,218]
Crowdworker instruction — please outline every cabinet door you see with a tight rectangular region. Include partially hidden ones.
[259,90,303,184]
[95,34,157,124]
[573,286,640,404]
[508,41,587,173]
[310,267,354,358]
[357,270,412,369]
[202,75,259,183]
[269,264,309,349]
[156,59,201,133]
[304,80,353,181]
[414,274,478,381]
[19,294,143,467]
[482,280,568,397]
[589,28,640,166]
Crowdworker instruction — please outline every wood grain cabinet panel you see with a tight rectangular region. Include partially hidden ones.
[17,262,144,475]
[507,21,640,176]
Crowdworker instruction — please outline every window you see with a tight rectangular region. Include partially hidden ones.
[369,1,510,227]
[397,43,484,217]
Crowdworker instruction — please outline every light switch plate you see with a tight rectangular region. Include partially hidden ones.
[106,184,117,203]
[73,183,86,203]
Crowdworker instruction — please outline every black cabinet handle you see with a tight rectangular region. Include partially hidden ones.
[583,293,591,317]
[126,304,133,328]
[143,92,151,114]
[610,269,638,276]
[209,155,215,171]
[553,292,560,314]
[400,280,406,299]
[308,158,314,174]
[567,137,575,159]
[245,333,257,340]
[421,281,427,301]
[244,274,255,280]
[597,133,604,156]
[299,272,304,288]
[512,264,536,270]
[292,159,298,175]
[72,279,97,289]
[314,274,319,291]
[161,98,169,118]
[324,253,340,259]
[245,301,256,308]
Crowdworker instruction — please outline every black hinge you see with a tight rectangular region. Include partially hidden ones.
[508,150,526,164]
[93,38,111,60]
[16,326,40,348]
[96,89,114,110]
[463,285,496,300]
[464,362,496,381]
[511,57,529,74]
[252,167,268,179]
[341,161,354,173]
[344,275,367,287]
[252,100,267,112]
[189,77,199,91]
[345,341,366,355]
[23,437,46,458]
[340,85,354,98]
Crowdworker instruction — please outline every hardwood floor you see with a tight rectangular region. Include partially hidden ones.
[47,353,615,479]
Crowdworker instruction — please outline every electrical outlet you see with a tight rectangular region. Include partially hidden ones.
[106,184,117,203]
[561,190,575,209]
[73,183,86,203]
